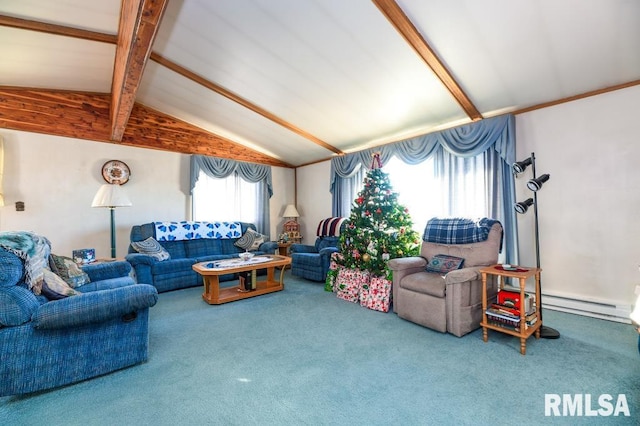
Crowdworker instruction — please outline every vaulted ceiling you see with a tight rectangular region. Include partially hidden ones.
[1,0,639,168]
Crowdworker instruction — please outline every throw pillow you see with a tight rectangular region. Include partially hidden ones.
[49,254,91,288]
[234,228,266,251]
[131,237,171,261]
[41,269,79,300]
[426,254,465,274]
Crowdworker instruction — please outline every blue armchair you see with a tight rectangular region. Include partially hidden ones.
[0,247,158,396]
[290,217,346,282]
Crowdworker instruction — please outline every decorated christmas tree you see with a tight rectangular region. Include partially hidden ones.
[337,153,421,279]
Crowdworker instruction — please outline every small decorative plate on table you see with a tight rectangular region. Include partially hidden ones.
[495,264,529,272]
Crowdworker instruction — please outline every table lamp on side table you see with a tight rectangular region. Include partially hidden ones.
[282,204,301,243]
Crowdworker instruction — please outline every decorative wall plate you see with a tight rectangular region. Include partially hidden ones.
[101,160,130,185]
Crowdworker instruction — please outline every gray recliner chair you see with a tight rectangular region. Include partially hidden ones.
[388,218,503,337]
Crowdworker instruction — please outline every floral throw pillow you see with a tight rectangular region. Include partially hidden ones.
[426,254,465,274]
[49,254,91,288]
[234,229,266,251]
[131,237,171,261]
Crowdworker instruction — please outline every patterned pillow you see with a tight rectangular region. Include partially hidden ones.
[49,254,91,288]
[234,229,266,251]
[131,237,171,261]
[426,254,465,274]
[41,269,79,300]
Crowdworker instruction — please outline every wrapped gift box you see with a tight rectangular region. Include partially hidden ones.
[360,275,392,313]
[324,252,344,292]
[335,267,369,303]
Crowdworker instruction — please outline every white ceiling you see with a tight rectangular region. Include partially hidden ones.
[1,0,639,166]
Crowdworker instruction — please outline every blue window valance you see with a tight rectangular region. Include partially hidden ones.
[330,114,514,187]
[190,156,273,197]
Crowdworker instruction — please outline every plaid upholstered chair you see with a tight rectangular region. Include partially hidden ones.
[388,218,503,337]
[290,217,347,282]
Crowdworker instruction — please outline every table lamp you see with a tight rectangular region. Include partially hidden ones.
[282,204,300,242]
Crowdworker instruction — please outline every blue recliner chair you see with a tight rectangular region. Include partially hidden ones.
[0,234,158,396]
[290,217,347,282]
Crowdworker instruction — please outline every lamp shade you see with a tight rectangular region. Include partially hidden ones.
[282,204,300,218]
[91,184,132,208]
[512,157,532,174]
[527,174,550,192]
[514,198,534,214]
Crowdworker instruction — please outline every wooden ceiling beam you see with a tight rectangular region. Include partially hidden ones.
[372,0,482,121]
[0,87,293,168]
[150,53,344,155]
[110,0,168,141]
[122,103,292,167]
[0,14,117,43]
[512,79,640,115]
[0,12,341,159]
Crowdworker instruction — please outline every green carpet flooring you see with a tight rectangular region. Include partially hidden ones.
[2,271,639,425]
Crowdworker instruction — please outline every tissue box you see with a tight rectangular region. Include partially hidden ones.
[72,248,95,264]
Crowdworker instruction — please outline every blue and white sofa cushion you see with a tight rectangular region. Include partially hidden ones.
[154,221,242,241]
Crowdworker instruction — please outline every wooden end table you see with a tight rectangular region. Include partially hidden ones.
[277,242,293,256]
[277,242,293,269]
[193,255,291,305]
[480,265,542,355]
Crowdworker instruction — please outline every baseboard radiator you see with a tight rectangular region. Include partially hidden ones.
[541,291,632,324]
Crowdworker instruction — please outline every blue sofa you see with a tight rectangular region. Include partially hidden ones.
[126,221,278,293]
[0,248,158,396]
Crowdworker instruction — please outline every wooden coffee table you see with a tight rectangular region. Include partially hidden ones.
[192,255,291,304]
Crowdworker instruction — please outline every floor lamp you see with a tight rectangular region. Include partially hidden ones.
[513,152,560,339]
[91,184,132,259]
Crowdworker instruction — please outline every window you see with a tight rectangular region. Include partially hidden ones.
[192,171,259,223]
[383,154,489,233]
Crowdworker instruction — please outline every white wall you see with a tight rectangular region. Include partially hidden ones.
[270,164,297,239]
[515,85,640,308]
[0,129,294,258]
[295,160,333,242]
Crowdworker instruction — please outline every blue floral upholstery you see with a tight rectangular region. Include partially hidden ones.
[290,218,346,282]
[0,247,158,396]
[126,222,278,293]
